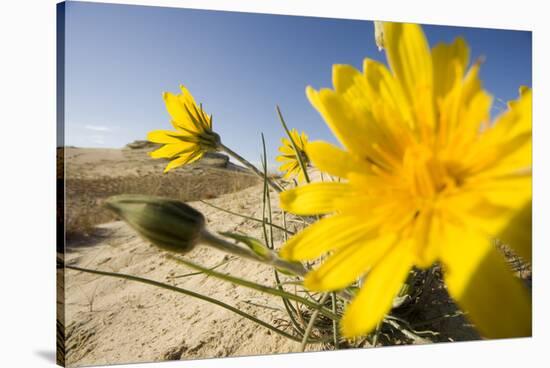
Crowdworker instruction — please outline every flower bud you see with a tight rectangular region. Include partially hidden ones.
[105,195,205,253]
[374,21,385,51]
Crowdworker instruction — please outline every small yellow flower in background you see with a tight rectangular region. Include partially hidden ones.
[279,22,531,339]
[276,129,310,183]
[147,85,220,173]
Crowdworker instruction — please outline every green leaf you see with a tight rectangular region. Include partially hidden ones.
[219,232,272,259]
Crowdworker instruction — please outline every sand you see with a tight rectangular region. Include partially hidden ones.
[61,147,315,367]
[63,185,315,367]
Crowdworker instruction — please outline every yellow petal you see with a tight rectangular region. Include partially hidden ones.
[280,182,353,216]
[470,89,532,176]
[498,201,532,263]
[332,64,362,93]
[276,155,295,164]
[278,161,295,171]
[383,22,433,104]
[278,161,298,175]
[288,129,303,148]
[431,37,469,101]
[443,174,531,263]
[297,170,306,183]
[304,233,397,291]
[178,84,197,107]
[442,226,531,339]
[309,60,414,162]
[149,142,195,159]
[306,86,370,157]
[444,87,492,155]
[147,130,192,144]
[340,245,413,337]
[163,92,199,133]
[280,214,373,261]
[177,85,210,132]
[306,141,372,179]
[468,173,531,211]
[301,131,308,145]
[278,144,294,155]
[363,59,411,124]
[163,150,203,173]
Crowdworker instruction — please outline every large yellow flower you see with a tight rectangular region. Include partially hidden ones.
[148,85,220,173]
[279,22,531,339]
[276,129,310,183]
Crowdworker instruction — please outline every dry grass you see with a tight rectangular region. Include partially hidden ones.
[65,169,259,240]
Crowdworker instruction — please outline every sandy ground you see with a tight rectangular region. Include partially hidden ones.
[64,146,247,179]
[61,146,316,367]
[64,184,314,367]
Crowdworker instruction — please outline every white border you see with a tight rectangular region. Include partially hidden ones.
[1,0,548,367]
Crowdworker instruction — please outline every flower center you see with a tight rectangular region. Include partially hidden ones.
[402,145,462,200]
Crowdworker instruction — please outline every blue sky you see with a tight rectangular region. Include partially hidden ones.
[63,1,532,166]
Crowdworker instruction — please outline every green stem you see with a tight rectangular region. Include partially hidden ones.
[409,311,465,328]
[301,293,330,351]
[372,321,381,347]
[66,265,304,342]
[168,255,339,321]
[199,200,294,235]
[170,257,231,279]
[219,142,283,193]
[261,134,306,335]
[201,229,307,277]
[331,292,339,348]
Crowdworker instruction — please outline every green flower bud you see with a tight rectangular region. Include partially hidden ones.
[105,195,205,253]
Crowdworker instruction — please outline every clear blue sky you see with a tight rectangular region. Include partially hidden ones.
[63,1,532,166]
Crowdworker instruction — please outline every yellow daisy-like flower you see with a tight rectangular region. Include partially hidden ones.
[276,129,310,183]
[279,22,532,339]
[147,85,220,173]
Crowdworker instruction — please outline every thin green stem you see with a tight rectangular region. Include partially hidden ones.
[260,141,271,250]
[331,292,339,348]
[276,106,310,184]
[384,319,431,342]
[201,229,308,277]
[300,293,330,351]
[262,135,275,250]
[261,133,305,335]
[219,142,283,193]
[199,200,294,235]
[409,311,465,328]
[372,321,382,347]
[170,257,232,279]
[66,265,303,342]
[167,255,339,321]
[272,280,303,287]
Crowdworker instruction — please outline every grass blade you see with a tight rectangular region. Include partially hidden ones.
[66,265,305,342]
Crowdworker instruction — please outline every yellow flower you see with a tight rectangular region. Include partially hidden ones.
[279,22,531,339]
[276,129,310,182]
[147,85,220,173]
